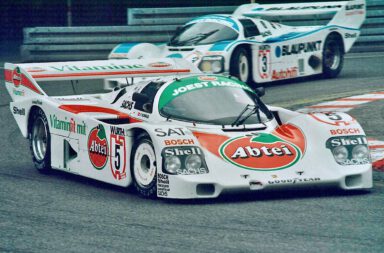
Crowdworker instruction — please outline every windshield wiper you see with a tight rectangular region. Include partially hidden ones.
[231,104,256,126]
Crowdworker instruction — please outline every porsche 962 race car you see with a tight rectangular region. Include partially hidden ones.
[5,58,372,199]
[109,0,366,84]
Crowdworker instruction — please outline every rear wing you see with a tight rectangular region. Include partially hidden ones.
[4,58,200,102]
[233,0,365,29]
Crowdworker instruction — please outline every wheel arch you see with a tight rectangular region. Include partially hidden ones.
[325,32,345,54]
[27,105,44,138]
[229,43,253,70]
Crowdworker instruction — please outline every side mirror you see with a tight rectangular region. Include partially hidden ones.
[255,87,265,97]
[132,92,149,103]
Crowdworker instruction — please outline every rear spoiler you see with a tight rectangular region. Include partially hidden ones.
[4,58,200,102]
[233,0,365,29]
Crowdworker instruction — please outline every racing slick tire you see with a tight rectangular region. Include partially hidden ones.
[322,34,344,78]
[230,47,252,83]
[131,135,157,198]
[29,108,51,173]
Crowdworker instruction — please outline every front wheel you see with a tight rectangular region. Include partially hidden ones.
[230,47,252,83]
[131,136,157,198]
[322,34,344,78]
[29,108,51,173]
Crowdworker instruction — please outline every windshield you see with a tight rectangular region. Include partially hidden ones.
[158,76,272,125]
[168,22,238,46]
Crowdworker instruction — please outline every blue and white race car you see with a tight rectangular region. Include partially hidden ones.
[109,0,365,84]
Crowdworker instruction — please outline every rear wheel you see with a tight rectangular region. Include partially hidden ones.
[322,34,344,78]
[131,136,157,198]
[29,108,51,173]
[230,47,252,83]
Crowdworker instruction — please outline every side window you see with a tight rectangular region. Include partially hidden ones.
[134,81,165,113]
[239,19,260,38]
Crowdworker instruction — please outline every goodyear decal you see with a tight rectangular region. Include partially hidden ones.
[158,75,254,110]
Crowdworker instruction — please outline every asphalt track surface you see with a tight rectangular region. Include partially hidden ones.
[0,53,383,253]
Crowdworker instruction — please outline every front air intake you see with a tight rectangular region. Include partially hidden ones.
[196,184,215,196]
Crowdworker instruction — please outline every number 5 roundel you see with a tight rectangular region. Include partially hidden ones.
[110,131,127,180]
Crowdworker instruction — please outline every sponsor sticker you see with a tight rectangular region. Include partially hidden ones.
[158,76,254,109]
[310,112,355,126]
[26,67,46,73]
[13,106,25,116]
[48,63,144,72]
[330,128,361,136]
[164,139,195,146]
[276,41,322,57]
[88,124,109,170]
[220,133,303,171]
[272,67,298,80]
[148,62,172,68]
[258,45,271,79]
[268,177,321,185]
[326,135,370,166]
[155,128,190,137]
[12,67,22,87]
[162,146,209,175]
[121,100,134,110]
[49,115,86,135]
[157,173,170,197]
[110,126,126,180]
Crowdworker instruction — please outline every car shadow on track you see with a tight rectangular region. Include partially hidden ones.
[44,169,372,204]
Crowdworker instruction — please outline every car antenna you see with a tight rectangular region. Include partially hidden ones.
[71,80,77,95]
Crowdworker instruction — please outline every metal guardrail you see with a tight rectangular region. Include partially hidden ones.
[21,0,384,62]
[127,6,236,25]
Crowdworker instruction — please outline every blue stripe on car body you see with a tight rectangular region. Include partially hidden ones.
[209,41,234,51]
[225,25,360,51]
[113,43,140,53]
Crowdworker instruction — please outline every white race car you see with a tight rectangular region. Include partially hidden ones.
[5,58,372,199]
[109,0,365,84]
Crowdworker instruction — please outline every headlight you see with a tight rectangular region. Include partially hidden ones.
[332,146,349,163]
[164,155,181,174]
[198,56,224,73]
[352,145,369,160]
[185,154,202,170]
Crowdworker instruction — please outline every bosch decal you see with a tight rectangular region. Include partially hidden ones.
[330,128,361,136]
[88,124,109,170]
[164,139,195,146]
[110,126,126,180]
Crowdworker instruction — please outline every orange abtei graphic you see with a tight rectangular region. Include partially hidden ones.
[194,124,306,171]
